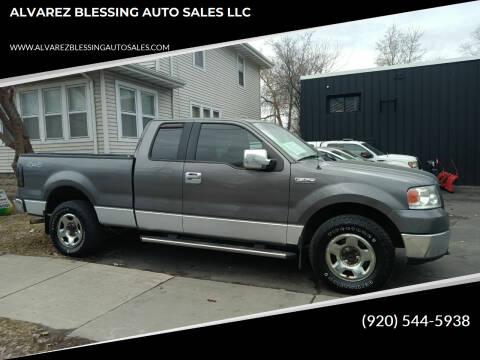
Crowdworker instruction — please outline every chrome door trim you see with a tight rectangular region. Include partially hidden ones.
[95,206,305,245]
[94,206,137,228]
[183,214,289,245]
[135,210,183,233]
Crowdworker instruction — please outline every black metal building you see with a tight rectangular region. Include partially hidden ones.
[300,56,480,185]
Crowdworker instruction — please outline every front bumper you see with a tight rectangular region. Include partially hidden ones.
[402,230,450,260]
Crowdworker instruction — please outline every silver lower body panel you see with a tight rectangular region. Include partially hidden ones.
[94,206,136,228]
[23,200,46,216]
[183,214,288,245]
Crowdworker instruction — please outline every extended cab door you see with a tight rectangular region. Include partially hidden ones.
[182,122,291,245]
[134,122,192,233]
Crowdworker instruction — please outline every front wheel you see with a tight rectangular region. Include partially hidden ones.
[309,214,395,294]
[50,200,104,257]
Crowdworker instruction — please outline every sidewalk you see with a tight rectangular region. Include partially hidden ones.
[0,254,337,342]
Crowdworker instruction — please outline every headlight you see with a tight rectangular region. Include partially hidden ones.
[407,185,440,209]
[408,161,419,169]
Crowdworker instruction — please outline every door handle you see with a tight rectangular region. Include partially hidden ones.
[185,172,202,184]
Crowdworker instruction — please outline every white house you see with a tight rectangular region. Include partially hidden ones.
[0,44,273,172]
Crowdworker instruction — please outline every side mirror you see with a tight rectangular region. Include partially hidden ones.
[361,152,373,159]
[244,149,272,170]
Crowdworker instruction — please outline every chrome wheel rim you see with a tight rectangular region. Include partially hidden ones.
[325,233,376,281]
[57,213,84,248]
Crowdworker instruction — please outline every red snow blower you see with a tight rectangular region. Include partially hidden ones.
[435,158,459,193]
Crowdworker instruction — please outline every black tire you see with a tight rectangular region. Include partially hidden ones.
[309,214,395,294]
[49,200,104,257]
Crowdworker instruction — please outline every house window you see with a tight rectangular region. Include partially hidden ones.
[0,108,12,146]
[116,81,158,139]
[141,92,155,129]
[67,86,89,138]
[237,55,245,87]
[20,91,40,140]
[17,83,91,143]
[192,105,201,118]
[193,51,205,70]
[43,88,63,139]
[191,103,221,119]
[327,94,360,113]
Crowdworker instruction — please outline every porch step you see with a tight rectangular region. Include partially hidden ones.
[140,235,296,259]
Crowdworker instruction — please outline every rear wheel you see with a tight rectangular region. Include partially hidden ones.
[50,200,104,257]
[309,214,395,294]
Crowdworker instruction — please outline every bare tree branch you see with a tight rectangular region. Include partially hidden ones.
[375,24,426,66]
[460,25,480,56]
[260,33,341,134]
[0,131,14,149]
[0,86,34,171]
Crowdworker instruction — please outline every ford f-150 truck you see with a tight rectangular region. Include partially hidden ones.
[14,119,450,294]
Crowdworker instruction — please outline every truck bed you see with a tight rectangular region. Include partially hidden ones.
[17,153,135,210]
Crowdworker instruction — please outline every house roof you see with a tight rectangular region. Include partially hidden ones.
[112,64,186,88]
[229,44,274,69]
[301,54,480,80]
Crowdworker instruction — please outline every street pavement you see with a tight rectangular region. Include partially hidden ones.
[0,254,335,342]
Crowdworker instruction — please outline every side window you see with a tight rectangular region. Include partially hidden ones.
[193,51,205,70]
[327,143,343,149]
[327,154,338,161]
[195,124,263,167]
[342,144,365,156]
[150,124,184,161]
[237,55,245,87]
[327,94,360,113]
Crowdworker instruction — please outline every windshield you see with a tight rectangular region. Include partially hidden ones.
[362,142,385,156]
[253,122,318,161]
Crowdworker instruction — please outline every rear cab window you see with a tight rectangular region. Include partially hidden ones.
[150,123,185,161]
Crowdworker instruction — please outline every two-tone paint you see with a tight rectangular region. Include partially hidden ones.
[15,118,450,260]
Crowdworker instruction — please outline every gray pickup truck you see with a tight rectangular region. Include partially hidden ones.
[14,118,450,294]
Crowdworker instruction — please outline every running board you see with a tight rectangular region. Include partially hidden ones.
[140,236,296,259]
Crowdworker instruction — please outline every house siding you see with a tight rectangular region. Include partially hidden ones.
[170,47,261,119]
[103,70,172,155]
[0,46,266,171]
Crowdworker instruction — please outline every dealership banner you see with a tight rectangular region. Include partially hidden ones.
[1,0,477,356]
[0,0,465,79]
